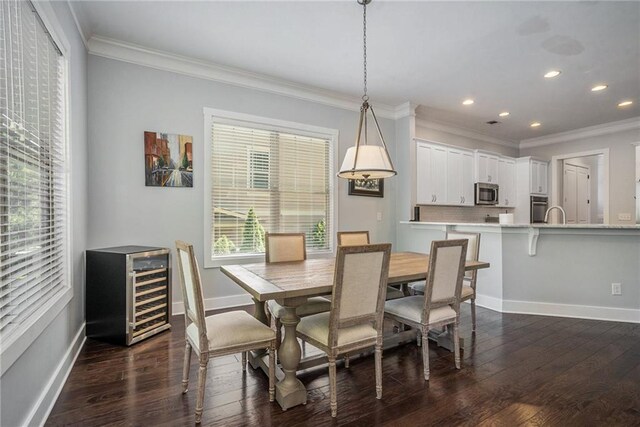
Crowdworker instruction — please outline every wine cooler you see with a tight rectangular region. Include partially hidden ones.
[86,246,171,345]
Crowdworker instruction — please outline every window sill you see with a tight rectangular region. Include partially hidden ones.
[0,286,73,376]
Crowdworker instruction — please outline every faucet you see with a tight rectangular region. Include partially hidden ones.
[544,206,567,225]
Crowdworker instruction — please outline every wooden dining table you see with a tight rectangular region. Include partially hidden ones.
[221,251,489,410]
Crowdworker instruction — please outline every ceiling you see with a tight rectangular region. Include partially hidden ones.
[70,1,640,142]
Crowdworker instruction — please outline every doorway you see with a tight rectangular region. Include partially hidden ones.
[562,162,590,224]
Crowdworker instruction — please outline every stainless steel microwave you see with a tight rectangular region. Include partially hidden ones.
[475,183,499,205]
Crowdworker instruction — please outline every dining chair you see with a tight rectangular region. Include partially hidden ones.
[296,243,392,417]
[337,231,403,300]
[410,232,481,331]
[384,239,468,381]
[175,241,276,424]
[264,233,332,349]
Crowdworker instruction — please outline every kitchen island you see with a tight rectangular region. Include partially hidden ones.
[397,221,640,323]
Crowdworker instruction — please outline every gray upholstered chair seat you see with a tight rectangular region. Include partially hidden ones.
[386,286,405,300]
[297,312,378,347]
[410,282,474,300]
[186,311,275,353]
[267,297,332,318]
[385,296,456,324]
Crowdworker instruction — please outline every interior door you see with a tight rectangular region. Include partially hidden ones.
[563,164,577,223]
[577,166,590,223]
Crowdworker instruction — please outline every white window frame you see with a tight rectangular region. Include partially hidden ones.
[0,1,73,375]
[203,107,339,268]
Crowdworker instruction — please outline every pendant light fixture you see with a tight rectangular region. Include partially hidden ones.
[337,0,397,180]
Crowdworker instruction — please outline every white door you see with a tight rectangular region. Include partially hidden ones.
[461,151,475,205]
[576,166,590,223]
[416,144,433,204]
[447,149,463,204]
[498,158,515,206]
[432,146,448,204]
[563,163,590,224]
[563,164,577,223]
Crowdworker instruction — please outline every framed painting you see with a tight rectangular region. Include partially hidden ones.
[348,178,384,198]
[144,131,193,187]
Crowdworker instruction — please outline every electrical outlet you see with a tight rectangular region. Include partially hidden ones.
[618,213,631,221]
[611,283,622,295]
[376,212,382,221]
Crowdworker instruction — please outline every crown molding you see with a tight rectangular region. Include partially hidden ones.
[394,102,418,119]
[520,117,640,148]
[87,36,399,119]
[415,118,518,148]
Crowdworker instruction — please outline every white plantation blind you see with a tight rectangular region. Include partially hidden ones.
[209,118,334,259]
[0,1,68,338]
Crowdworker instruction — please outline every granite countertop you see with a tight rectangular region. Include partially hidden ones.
[401,221,640,229]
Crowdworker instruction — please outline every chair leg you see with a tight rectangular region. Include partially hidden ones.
[344,353,350,368]
[242,351,247,371]
[453,320,461,370]
[195,357,209,424]
[182,341,192,393]
[471,298,477,332]
[375,343,382,399]
[416,332,422,347]
[328,356,337,417]
[268,343,276,402]
[422,328,430,381]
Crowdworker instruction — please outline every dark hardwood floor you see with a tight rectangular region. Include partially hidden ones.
[46,305,640,426]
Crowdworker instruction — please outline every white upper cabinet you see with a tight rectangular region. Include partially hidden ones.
[416,141,473,206]
[416,142,447,204]
[475,152,499,183]
[498,157,516,207]
[530,159,548,195]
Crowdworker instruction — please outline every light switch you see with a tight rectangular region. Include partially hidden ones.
[377,212,382,221]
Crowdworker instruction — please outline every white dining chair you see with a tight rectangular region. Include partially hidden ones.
[264,233,332,349]
[175,241,276,424]
[296,243,392,417]
[337,231,404,300]
[384,239,468,381]
[410,232,481,330]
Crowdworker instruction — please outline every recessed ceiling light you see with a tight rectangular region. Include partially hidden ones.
[499,112,510,117]
[591,84,608,92]
[618,100,633,107]
[462,99,474,106]
[530,122,541,128]
[544,70,561,78]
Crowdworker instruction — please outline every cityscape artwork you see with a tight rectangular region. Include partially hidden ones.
[144,131,193,187]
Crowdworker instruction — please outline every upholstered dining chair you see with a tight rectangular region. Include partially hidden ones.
[410,232,481,331]
[296,243,392,417]
[175,241,276,424]
[337,231,404,300]
[264,233,332,349]
[384,239,468,381]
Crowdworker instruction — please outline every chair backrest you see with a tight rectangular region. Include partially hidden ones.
[328,244,392,348]
[446,232,480,281]
[337,231,370,246]
[175,240,208,349]
[265,233,306,263]
[422,239,468,320]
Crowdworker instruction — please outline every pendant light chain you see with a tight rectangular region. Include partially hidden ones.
[362,0,368,102]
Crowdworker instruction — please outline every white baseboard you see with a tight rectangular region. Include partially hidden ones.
[473,293,503,312]
[502,300,640,323]
[172,294,254,316]
[25,322,86,427]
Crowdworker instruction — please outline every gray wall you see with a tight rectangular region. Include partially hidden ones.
[416,123,519,157]
[0,2,88,426]
[521,128,640,225]
[87,55,397,305]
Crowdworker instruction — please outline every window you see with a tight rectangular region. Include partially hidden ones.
[0,0,69,342]
[204,109,337,265]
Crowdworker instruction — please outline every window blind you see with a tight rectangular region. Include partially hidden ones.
[209,121,333,258]
[0,0,68,337]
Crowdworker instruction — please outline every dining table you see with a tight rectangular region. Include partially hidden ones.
[221,251,490,410]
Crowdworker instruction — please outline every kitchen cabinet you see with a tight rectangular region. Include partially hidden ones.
[416,141,473,206]
[447,148,475,205]
[416,142,447,204]
[498,157,516,207]
[531,160,548,195]
[475,152,499,184]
